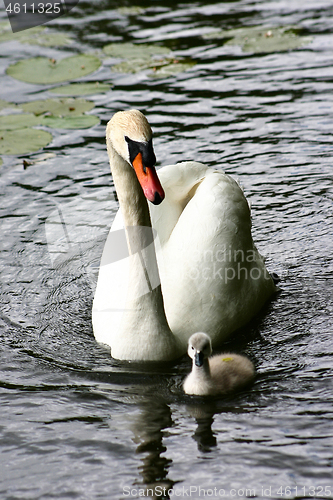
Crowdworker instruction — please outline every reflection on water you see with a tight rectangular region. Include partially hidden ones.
[131,398,175,496]
[188,403,218,451]
[127,393,258,496]
[1,0,333,498]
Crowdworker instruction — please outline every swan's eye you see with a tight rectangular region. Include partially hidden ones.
[191,346,195,350]
[125,136,156,168]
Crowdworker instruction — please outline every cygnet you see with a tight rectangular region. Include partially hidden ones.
[183,332,255,396]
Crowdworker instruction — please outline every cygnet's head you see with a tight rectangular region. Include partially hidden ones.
[106,109,164,205]
[188,332,213,367]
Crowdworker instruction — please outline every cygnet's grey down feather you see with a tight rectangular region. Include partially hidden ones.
[183,332,255,396]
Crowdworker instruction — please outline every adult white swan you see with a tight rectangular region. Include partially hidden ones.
[92,110,276,361]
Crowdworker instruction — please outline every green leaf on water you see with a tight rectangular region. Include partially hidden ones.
[18,98,99,129]
[117,6,145,15]
[49,82,111,96]
[0,157,3,166]
[0,128,52,155]
[41,114,99,129]
[103,42,170,59]
[0,99,20,112]
[112,56,196,76]
[22,32,73,47]
[0,99,10,111]
[203,26,312,53]
[21,98,95,117]
[0,21,72,46]
[0,113,42,131]
[0,21,42,43]
[110,59,153,74]
[104,41,196,77]
[7,55,101,84]
[150,60,196,78]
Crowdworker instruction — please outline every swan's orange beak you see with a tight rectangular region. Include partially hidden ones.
[132,152,165,205]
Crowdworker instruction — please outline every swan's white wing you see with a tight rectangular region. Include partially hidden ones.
[93,161,274,351]
[150,162,274,347]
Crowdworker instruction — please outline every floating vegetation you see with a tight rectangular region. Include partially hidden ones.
[7,55,101,84]
[103,42,170,60]
[151,60,196,77]
[117,6,145,15]
[0,128,53,155]
[21,98,95,117]
[110,59,152,73]
[203,26,313,53]
[0,21,73,46]
[0,113,41,131]
[112,56,195,76]
[22,152,56,168]
[0,99,20,113]
[23,32,74,47]
[103,41,195,77]
[41,115,99,129]
[21,97,99,128]
[0,100,52,155]
[49,82,111,96]
[0,21,40,42]
[0,97,99,155]
[0,99,10,111]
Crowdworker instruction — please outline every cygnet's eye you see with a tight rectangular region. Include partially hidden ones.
[191,346,195,350]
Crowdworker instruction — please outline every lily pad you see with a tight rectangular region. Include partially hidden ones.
[111,59,155,74]
[0,22,72,46]
[49,82,111,96]
[112,56,196,76]
[7,54,101,84]
[103,42,170,59]
[150,60,196,78]
[0,113,42,131]
[21,98,95,117]
[203,26,312,53]
[22,32,73,47]
[104,41,195,77]
[0,128,52,155]
[117,6,145,15]
[41,114,99,129]
[0,21,42,43]
[0,99,13,111]
[0,99,20,113]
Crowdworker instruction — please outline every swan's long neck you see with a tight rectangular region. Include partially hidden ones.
[107,139,151,228]
[107,138,159,291]
[106,138,180,360]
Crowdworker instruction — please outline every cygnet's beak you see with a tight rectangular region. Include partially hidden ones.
[194,351,204,367]
[132,152,165,205]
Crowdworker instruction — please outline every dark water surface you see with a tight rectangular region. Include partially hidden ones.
[1,0,333,499]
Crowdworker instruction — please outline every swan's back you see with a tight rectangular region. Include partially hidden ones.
[149,161,275,348]
[94,157,276,355]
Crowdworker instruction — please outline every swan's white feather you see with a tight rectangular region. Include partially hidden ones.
[93,159,275,355]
